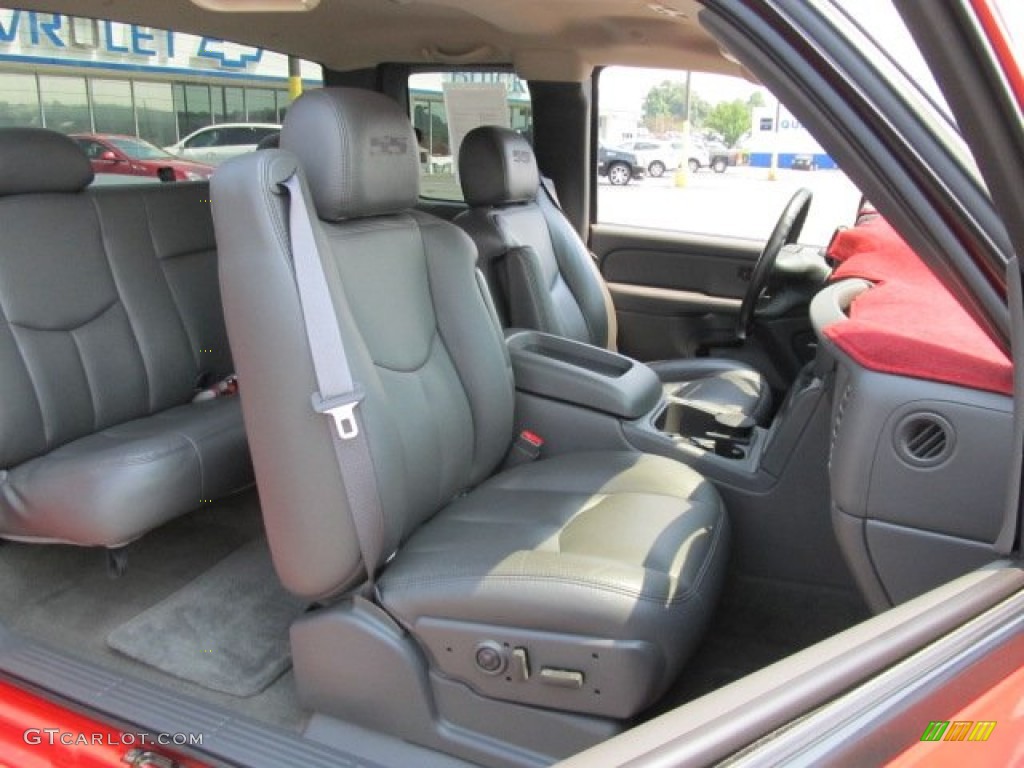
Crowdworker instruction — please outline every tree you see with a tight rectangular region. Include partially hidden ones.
[748,91,766,108]
[642,80,687,133]
[642,81,712,134]
[705,99,751,147]
[688,92,711,130]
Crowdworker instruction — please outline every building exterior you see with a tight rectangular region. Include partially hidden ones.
[0,7,321,146]
[747,104,837,169]
[410,71,531,160]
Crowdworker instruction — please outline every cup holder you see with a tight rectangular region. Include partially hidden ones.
[656,398,754,459]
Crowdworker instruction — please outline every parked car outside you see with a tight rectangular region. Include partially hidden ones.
[598,144,645,185]
[616,139,683,177]
[71,133,214,182]
[791,153,818,170]
[164,123,281,165]
[616,138,729,176]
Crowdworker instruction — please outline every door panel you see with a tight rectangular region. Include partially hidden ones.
[591,223,762,361]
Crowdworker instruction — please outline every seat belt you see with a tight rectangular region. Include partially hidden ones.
[281,172,385,589]
[538,175,619,352]
[538,176,563,211]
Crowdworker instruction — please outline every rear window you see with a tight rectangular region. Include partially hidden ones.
[409,71,533,201]
[0,8,319,170]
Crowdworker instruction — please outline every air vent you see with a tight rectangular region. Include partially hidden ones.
[895,413,954,467]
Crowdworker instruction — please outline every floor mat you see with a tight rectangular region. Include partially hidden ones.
[107,539,306,697]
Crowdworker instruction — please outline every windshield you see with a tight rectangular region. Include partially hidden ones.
[824,0,984,190]
[107,136,175,161]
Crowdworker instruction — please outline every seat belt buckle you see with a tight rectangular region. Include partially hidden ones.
[312,389,365,440]
[503,429,544,470]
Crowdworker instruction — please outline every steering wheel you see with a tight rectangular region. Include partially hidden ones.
[736,188,813,339]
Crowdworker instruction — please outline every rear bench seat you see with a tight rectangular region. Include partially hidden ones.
[0,128,251,551]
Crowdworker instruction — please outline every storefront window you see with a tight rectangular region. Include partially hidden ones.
[224,87,245,122]
[275,90,290,121]
[0,11,317,149]
[245,89,276,122]
[90,79,135,135]
[39,75,90,133]
[133,81,176,147]
[179,83,212,136]
[0,73,40,127]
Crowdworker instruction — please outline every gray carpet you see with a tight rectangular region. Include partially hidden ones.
[108,539,306,697]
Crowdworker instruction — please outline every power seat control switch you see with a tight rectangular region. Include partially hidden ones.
[512,646,531,681]
[539,667,585,689]
[474,641,506,675]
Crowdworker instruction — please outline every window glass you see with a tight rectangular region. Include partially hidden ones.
[184,127,220,148]
[245,89,276,122]
[179,84,211,136]
[107,136,174,160]
[74,137,108,159]
[408,71,532,201]
[133,81,175,147]
[222,126,254,145]
[275,90,290,122]
[90,79,134,135]
[0,10,317,159]
[224,87,245,122]
[596,67,861,245]
[211,85,226,123]
[253,126,279,142]
[0,73,40,127]
[38,75,90,133]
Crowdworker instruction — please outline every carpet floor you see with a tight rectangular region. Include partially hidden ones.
[107,538,306,697]
[0,489,308,729]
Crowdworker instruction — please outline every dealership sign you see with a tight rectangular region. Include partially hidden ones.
[0,8,282,76]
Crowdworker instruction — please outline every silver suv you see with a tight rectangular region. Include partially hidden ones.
[164,123,281,166]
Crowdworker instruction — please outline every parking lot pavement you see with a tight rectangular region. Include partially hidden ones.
[597,166,863,246]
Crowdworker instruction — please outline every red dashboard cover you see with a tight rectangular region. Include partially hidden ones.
[823,217,1012,396]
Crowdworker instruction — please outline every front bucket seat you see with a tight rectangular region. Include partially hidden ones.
[212,87,729,761]
[455,125,771,425]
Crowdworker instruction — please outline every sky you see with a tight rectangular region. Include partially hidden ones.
[599,68,764,115]
[601,0,1024,119]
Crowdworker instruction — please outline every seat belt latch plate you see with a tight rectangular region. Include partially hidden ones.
[313,389,365,440]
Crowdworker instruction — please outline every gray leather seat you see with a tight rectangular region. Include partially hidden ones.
[211,87,728,734]
[455,125,771,425]
[0,128,252,548]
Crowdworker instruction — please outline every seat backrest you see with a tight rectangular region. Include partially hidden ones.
[0,128,229,470]
[212,88,515,600]
[455,125,614,349]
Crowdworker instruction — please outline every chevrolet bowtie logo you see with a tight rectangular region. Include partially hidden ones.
[370,136,409,156]
[196,37,263,69]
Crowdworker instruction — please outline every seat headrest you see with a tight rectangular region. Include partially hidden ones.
[0,128,93,196]
[280,88,419,221]
[458,125,539,207]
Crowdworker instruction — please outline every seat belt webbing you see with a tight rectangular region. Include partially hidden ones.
[281,172,385,588]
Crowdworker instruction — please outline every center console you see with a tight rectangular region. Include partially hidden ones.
[506,329,826,486]
[506,329,847,591]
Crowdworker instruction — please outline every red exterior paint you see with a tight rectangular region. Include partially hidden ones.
[971,0,1024,111]
[884,662,1024,768]
[0,680,209,767]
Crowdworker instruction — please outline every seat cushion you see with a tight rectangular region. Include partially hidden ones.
[650,357,772,424]
[378,450,728,716]
[0,397,252,547]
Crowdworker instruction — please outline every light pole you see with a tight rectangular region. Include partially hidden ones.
[768,98,780,181]
[675,70,692,187]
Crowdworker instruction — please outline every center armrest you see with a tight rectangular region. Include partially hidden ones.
[506,330,662,420]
